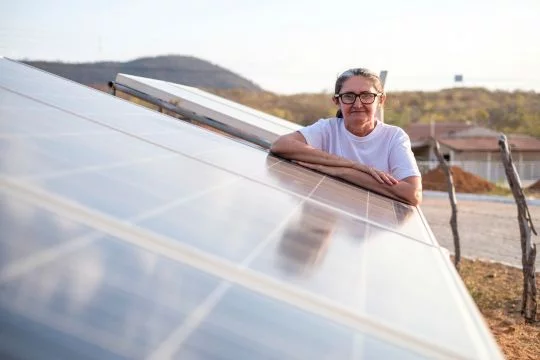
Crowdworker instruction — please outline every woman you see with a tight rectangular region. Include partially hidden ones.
[270,68,422,206]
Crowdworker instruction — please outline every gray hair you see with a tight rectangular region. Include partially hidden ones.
[334,68,384,94]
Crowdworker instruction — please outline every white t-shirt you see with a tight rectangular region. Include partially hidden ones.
[299,118,420,181]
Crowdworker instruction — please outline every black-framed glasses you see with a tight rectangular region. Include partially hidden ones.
[334,92,381,104]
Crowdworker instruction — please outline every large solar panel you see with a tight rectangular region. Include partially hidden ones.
[0,57,503,359]
[114,73,302,145]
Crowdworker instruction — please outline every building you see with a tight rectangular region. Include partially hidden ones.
[405,122,540,183]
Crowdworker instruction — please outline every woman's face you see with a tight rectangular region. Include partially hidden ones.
[334,76,385,127]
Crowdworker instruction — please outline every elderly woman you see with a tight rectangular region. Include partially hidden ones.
[270,68,422,206]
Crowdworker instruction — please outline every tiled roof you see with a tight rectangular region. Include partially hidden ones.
[438,136,540,152]
[405,122,540,151]
[405,122,473,142]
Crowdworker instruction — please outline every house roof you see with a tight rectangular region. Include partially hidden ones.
[438,136,540,152]
[405,122,540,152]
[451,127,500,138]
[405,122,473,142]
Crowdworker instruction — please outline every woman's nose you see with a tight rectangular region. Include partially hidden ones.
[351,97,364,107]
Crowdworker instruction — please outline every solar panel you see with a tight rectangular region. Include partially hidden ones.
[0,57,503,359]
[114,73,302,145]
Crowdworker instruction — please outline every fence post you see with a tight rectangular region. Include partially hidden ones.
[498,134,537,323]
[432,138,461,270]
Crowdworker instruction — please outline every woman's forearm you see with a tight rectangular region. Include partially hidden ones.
[339,168,422,206]
[270,136,369,172]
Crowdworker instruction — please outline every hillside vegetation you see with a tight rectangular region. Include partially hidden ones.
[208,87,540,138]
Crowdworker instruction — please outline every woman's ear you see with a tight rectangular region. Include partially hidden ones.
[379,93,386,107]
[331,96,339,105]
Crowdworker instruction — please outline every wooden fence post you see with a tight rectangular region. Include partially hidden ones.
[432,138,461,270]
[498,134,537,323]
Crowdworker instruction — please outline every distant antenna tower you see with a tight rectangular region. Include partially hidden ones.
[454,74,463,87]
[378,70,388,123]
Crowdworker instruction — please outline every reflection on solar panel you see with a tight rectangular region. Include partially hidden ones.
[0,57,503,359]
[114,73,302,146]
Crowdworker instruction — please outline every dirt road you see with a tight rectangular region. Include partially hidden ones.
[420,196,540,268]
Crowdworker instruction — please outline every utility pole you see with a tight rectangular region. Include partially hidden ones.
[378,70,388,123]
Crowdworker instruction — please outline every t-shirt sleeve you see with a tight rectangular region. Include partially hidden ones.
[298,119,330,151]
[389,130,421,180]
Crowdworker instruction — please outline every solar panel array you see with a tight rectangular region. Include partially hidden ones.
[0,58,503,359]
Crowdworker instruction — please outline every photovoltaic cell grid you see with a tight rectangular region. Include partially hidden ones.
[115,73,302,144]
[0,58,503,359]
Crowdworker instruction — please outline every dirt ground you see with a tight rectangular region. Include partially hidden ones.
[459,259,540,360]
[422,166,495,193]
[420,196,540,269]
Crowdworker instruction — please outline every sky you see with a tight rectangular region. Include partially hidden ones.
[1,0,539,94]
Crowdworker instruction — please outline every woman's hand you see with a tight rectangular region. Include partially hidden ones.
[350,163,397,185]
[366,166,398,185]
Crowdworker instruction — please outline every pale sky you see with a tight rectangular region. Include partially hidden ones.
[1,0,539,94]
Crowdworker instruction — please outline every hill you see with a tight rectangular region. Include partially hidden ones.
[22,55,262,90]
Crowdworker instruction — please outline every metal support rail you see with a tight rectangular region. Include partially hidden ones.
[108,81,271,150]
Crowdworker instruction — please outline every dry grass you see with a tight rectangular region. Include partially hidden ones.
[458,258,540,360]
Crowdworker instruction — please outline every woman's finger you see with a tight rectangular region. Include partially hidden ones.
[380,172,392,185]
[369,167,384,184]
[380,173,392,185]
[382,172,398,185]
[385,172,399,185]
